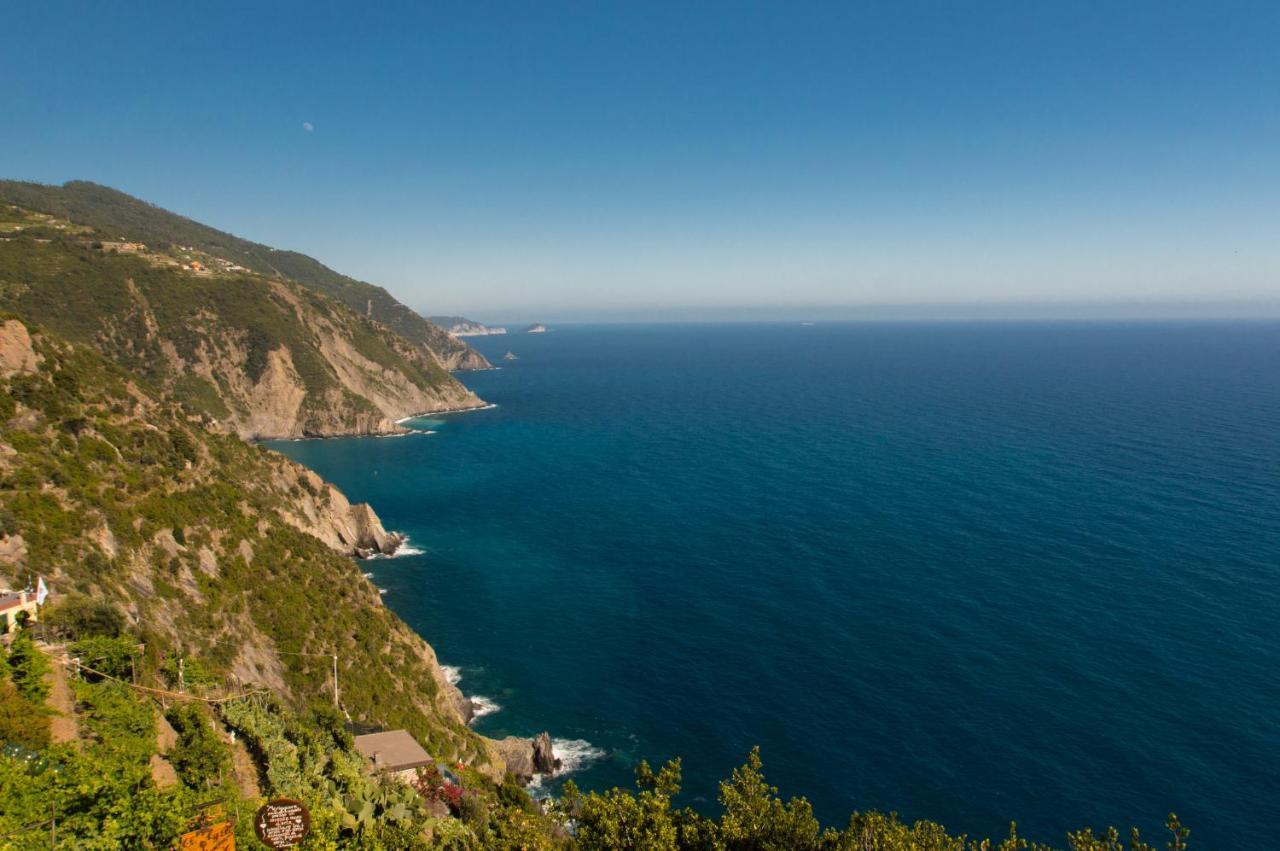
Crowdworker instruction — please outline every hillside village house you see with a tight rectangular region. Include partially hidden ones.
[352,730,436,783]
[0,589,39,635]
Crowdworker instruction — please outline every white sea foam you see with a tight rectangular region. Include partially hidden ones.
[378,587,388,595]
[469,696,501,720]
[551,738,606,774]
[362,571,374,579]
[526,738,607,793]
[394,403,497,425]
[376,428,435,438]
[440,665,462,686]
[366,539,425,560]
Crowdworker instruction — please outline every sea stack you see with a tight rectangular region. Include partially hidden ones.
[532,731,561,775]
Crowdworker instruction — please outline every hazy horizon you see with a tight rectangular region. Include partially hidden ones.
[5,2,1278,317]
[428,298,1280,327]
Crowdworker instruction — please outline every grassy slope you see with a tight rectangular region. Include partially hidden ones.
[0,179,489,369]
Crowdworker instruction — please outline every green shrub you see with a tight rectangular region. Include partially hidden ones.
[6,632,49,703]
[69,635,140,680]
[74,679,156,766]
[161,655,219,691]
[0,678,50,748]
[165,704,230,790]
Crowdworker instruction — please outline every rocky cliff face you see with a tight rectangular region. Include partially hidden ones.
[433,344,495,371]
[0,216,486,439]
[0,323,500,770]
[492,731,562,786]
[274,463,403,557]
[427,316,509,337]
[0,319,40,376]
[0,193,533,777]
[0,180,496,377]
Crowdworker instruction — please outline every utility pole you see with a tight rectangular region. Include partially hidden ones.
[332,654,340,709]
[178,657,185,693]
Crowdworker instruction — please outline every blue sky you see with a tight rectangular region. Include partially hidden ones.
[3,2,1278,320]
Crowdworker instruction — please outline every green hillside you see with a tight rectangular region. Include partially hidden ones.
[0,323,1192,849]
[0,188,1188,849]
[0,180,490,371]
[0,319,485,756]
[0,202,481,437]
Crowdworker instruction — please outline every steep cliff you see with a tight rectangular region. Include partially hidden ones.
[0,204,483,438]
[0,180,493,372]
[0,320,494,769]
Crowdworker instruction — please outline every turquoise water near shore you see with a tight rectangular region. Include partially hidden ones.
[271,322,1280,848]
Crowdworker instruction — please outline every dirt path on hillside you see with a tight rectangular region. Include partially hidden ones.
[40,645,78,745]
[150,710,179,788]
[228,734,262,798]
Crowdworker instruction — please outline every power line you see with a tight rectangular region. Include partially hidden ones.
[60,658,270,704]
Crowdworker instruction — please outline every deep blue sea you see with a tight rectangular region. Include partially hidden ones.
[271,322,1280,849]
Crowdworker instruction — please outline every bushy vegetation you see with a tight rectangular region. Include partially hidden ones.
[5,632,49,703]
[0,229,459,433]
[0,637,50,752]
[69,635,141,680]
[554,749,1190,851]
[44,593,125,639]
[0,180,484,368]
[0,324,487,766]
[0,231,1190,847]
[165,704,231,790]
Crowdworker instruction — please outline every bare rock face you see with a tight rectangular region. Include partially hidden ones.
[532,731,561,775]
[347,503,403,556]
[276,464,404,558]
[492,732,560,786]
[0,534,28,568]
[0,320,39,377]
[494,737,537,784]
[435,346,493,372]
[240,346,307,438]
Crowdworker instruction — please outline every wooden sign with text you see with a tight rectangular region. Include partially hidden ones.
[254,798,310,849]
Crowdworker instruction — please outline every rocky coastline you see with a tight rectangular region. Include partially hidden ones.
[302,426,569,787]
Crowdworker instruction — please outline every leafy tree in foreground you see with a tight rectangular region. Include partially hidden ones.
[5,632,50,703]
[560,748,1189,851]
[44,594,124,639]
[165,704,231,791]
[564,758,684,850]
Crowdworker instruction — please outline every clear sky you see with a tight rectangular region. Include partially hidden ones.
[3,2,1278,320]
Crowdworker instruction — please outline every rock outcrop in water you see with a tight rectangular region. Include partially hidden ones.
[492,731,561,785]
[271,465,404,558]
[533,731,561,775]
